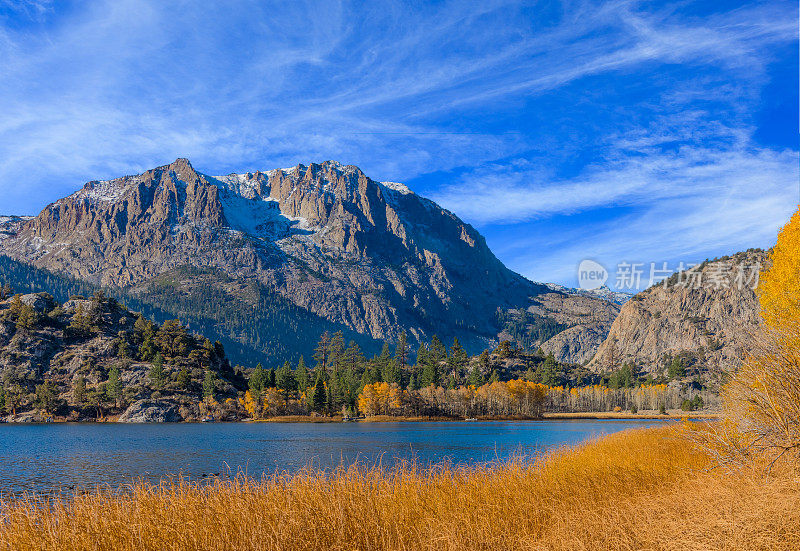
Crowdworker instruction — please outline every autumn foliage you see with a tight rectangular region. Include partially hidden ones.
[356,379,702,418]
[757,207,800,331]
[358,382,403,415]
[697,207,800,468]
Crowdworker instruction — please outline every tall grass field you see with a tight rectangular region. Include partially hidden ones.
[0,425,797,550]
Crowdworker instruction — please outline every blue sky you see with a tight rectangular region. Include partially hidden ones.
[0,0,797,290]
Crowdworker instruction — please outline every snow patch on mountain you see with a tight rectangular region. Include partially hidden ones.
[69,178,134,204]
[379,181,413,195]
[544,283,632,305]
[219,190,312,239]
[209,173,264,198]
[0,215,33,225]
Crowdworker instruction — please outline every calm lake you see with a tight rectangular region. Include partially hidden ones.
[0,419,669,496]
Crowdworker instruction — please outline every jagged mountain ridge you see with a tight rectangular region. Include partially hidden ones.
[543,283,632,306]
[0,158,614,361]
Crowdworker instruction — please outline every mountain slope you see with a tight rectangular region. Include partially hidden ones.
[0,255,379,366]
[498,291,621,364]
[588,249,767,380]
[0,158,615,362]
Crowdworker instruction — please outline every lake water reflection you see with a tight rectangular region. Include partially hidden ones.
[0,419,671,496]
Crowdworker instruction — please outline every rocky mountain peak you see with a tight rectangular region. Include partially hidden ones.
[0,158,618,361]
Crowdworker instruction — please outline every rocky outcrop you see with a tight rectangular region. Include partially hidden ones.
[588,249,767,376]
[536,292,621,364]
[118,399,182,423]
[0,158,616,361]
[20,293,55,312]
[0,289,242,422]
[4,411,46,423]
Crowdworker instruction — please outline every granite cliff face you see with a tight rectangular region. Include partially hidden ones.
[588,250,767,377]
[0,158,616,360]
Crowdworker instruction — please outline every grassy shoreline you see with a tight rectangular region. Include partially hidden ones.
[243,410,719,423]
[0,425,796,550]
[2,410,720,424]
[542,410,720,419]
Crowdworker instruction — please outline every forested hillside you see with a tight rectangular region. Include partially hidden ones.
[0,285,244,422]
[0,269,711,422]
[0,256,380,366]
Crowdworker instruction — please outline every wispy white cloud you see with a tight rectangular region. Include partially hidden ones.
[0,2,792,198]
[459,138,798,286]
[0,0,795,291]
[434,122,796,224]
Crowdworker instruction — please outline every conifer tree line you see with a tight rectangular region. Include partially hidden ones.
[236,329,714,419]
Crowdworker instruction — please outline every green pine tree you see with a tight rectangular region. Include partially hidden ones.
[428,335,446,364]
[176,368,190,390]
[420,361,440,388]
[276,361,297,396]
[667,357,685,379]
[467,364,484,387]
[539,353,560,386]
[107,364,123,408]
[72,375,86,406]
[415,342,428,370]
[394,331,410,371]
[310,373,326,413]
[479,350,491,372]
[328,331,346,370]
[296,356,309,391]
[448,337,468,372]
[202,369,216,400]
[34,381,59,414]
[148,353,166,390]
[325,377,334,415]
[313,331,331,371]
[250,363,268,396]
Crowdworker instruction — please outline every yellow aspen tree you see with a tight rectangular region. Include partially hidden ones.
[690,206,800,469]
[758,207,800,330]
[358,383,381,416]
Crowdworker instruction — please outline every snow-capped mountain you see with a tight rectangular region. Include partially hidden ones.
[0,158,617,362]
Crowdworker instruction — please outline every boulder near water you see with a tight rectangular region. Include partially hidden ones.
[118,399,182,423]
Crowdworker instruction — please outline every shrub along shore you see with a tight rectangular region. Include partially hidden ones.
[0,425,797,551]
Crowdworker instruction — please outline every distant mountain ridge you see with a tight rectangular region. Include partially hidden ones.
[0,158,618,364]
[544,283,632,305]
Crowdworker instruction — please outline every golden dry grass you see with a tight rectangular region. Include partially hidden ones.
[542,410,720,419]
[0,426,797,551]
